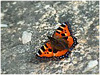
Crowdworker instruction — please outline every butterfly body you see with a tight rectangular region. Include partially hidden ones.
[48,36,69,51]
[36,22,78,60]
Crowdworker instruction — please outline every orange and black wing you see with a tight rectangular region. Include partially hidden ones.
[36,41,53,58]
[53,22,72,38]
[36,40,69,58]
[62,36,78,51]
[53,21,78,49]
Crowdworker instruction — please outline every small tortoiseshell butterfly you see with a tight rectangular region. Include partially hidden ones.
[36,21,78,60]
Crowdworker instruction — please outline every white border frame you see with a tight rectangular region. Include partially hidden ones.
[0,0,99,75]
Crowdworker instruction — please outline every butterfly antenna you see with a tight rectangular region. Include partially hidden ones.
[47,36,53,40]
[47,36,51,39]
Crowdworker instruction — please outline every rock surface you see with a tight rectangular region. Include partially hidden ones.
[1,1,99,74]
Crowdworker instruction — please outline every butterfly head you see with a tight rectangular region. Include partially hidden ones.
[47,36,58,44]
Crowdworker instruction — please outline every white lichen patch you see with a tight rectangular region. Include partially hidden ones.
[1,13,5,19]
[1,24,8,27]
[83,60,98,73]
[22,31,32,44]
[17,21,25,25]
[12,2,16,5]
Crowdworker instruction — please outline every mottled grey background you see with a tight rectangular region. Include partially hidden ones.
[1,1,99,74]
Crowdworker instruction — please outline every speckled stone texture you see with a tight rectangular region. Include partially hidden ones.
[1,1,99,74]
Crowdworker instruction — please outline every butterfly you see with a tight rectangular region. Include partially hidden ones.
[36,22,78,60]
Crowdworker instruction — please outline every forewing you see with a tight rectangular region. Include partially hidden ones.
[53,22,72,38]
